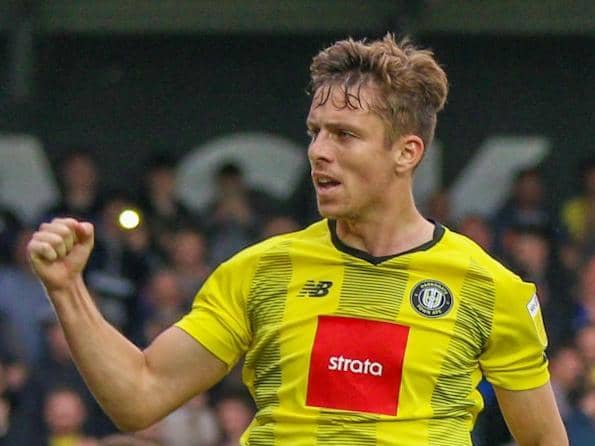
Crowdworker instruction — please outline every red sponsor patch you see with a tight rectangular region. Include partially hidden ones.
[306,315,409,416]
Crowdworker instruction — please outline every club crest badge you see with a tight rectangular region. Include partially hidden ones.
[410,280,453,318]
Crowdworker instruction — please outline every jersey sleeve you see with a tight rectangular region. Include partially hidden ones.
[175,258,252,370]
[479,276,549,390]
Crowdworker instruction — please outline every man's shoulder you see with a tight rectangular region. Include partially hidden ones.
[440,226,527,287]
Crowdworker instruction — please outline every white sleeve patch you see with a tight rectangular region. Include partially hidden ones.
[527,294,540,317]
[527,294,548,348]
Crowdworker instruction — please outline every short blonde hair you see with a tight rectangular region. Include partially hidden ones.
[309,34,448,147]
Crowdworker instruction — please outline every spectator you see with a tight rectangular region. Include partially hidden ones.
[503,225,551,295]
[205,162,277,266]
[457,214,494,253]
[0,314,30,442]
[0,313,19,370]
[573,256,595,333]
[215,389,255,446]
[0,228,53,364]
[0,354,35,445]
[139,154,198,258]
[139,269,189,345]
[39,149,102,225]
[561,158,595,249]
[42,387,95,446]
[425,188,453,227]
[576,325,595,387]
[160,394,220,446]
[260,215,300,239]
[0,206,22,265]
[167,227,211,299]
[143,269,189,317]
[565,385,595,445]
[492,167,558,256]
[549,346,585,419]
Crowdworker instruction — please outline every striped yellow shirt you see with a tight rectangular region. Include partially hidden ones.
[176,219,549,445]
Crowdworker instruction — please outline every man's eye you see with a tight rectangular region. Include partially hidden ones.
[338,130,354,139]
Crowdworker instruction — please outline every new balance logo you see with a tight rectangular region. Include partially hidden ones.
[299,280,333,297]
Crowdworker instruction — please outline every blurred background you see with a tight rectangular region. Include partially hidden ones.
[0,1,594,445]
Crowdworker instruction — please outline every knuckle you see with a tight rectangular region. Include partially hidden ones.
[54,223,71,236]
[31,240,47,254]
[60,218,78,230]
[54,235,66,245]
[43,232,62,246]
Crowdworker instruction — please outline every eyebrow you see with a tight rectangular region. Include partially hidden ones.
[306,119,363,134]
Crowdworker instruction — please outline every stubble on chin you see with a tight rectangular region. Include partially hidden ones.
[317,202,350,221]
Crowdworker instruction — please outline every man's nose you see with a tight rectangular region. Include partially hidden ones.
[308,132,333,164]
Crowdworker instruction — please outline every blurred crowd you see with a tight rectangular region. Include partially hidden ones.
[0,148,594,445]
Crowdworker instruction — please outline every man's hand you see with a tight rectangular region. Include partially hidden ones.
[27,218,94,292]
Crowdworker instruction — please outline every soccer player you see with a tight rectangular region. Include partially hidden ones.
[28,35,567,445]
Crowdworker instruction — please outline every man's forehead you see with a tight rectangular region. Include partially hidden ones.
[308,84,376,120]
[311,84,376,109]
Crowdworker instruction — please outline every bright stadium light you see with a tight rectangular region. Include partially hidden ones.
[118,209,141,230]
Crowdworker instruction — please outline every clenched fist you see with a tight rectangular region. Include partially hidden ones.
[27,218,94,292]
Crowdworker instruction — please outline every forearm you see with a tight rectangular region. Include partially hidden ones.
[48,275,152,430]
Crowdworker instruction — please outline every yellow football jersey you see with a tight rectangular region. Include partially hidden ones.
[176,220,549,445]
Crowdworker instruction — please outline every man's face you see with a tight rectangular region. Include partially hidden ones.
[63,154,97,191]
[306,85,398,221]
[510,232,549,273]
[148,168,175,196]
[44,390,86,435]
[516,173,543,206]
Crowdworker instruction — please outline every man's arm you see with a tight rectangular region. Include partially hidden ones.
[494,382,568,446]
[27,218,228,431]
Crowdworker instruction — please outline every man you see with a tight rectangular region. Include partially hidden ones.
[28,35,567,445]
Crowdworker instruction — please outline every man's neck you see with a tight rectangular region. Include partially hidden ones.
[335,203,435,258]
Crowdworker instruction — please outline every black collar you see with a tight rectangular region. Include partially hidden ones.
[328,219,445,265]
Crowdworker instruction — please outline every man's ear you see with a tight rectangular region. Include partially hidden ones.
[393,135,425,174]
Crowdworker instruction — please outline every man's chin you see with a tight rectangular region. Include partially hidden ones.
[317,203,345,220]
